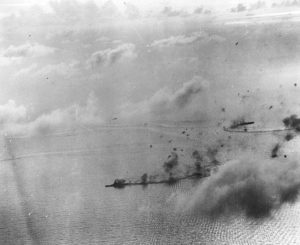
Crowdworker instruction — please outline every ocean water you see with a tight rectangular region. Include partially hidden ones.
[0,125,299,244]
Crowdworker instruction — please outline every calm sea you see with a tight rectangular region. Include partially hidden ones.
[0,125,299,244]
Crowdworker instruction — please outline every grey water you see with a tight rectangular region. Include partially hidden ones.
[0,126,299,244]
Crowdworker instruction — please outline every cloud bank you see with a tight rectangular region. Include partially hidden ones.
[1,92,103,137]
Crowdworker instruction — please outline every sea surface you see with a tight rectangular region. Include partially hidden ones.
[0,124,299,244]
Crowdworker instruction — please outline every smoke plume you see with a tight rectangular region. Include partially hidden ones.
[120,76,209,122]
[172,76,207,108]
[176,156,300,219]
[192,150,203,170]
[140,173,148,184]
[283,115,300,132]
[229,117,246,129]
[285,133,294,141]
[163,152,178,173]
[206,146,220,165]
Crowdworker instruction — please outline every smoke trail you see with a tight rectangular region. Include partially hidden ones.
[175,156,300,219]
[271,143,280,158]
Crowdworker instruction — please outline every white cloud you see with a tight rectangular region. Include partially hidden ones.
[0,100,27,124]
[34,61,79,77]
[123,2,140,18]
[1,92,104,136]
[230,3,247,12]
[2,42,55,58]
[250,1,266,10]
[13,61,79,79]
[49,0,102,23]
[26,92,103,136]
[149,32,225,48]
[0,0,298,133]
[73,92,103,125]
[161,6,187,17]
[13,63,38,78]
[87,43,137,67]
[273,0,300,7]
[0,56,22,66]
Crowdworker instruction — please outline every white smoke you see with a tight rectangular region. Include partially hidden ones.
[120,75,209,122]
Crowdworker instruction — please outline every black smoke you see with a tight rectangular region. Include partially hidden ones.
[163,152,178,173]
[285,133,294,141]
[176,157,300,219]
[206,147,220,165]
[192,150,203,171]
[229,117,246,129]
[283,115,300,132]
[140,173,148,184]
[271,143,280,158]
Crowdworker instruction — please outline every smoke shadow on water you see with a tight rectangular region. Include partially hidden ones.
[3,137,43,244]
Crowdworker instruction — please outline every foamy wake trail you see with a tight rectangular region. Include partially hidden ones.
[0,148,103,162]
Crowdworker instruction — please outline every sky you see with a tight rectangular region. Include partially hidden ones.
[1,0,300,135]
